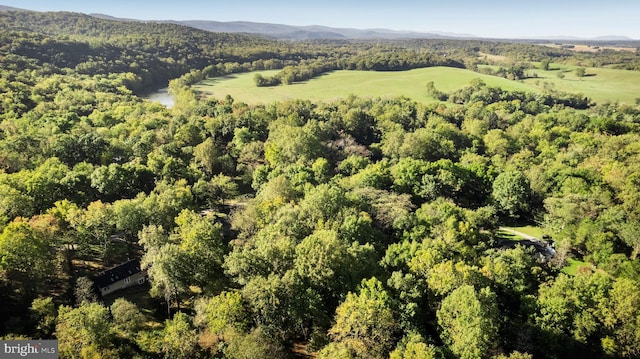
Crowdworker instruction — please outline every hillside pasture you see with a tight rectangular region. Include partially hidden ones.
[541,43,637,53]
[524,64,640,104]
[193,66,640,105]
[192,67,534,105]
[478,52,510,62]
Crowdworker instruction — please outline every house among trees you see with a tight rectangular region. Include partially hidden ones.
[94,259,147,296]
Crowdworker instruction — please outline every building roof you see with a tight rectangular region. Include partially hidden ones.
[93,259,142,288]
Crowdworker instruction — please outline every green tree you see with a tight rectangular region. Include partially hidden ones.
[193,174,239,208]
[172,209,226,292]
[241,273,319,339]
[294,229,348,290]
[327,278,397,359]
[67,200,115,262]
[390,332,439,359]
[493,352,533,359]
[316,342,356,359]
[426,81,448,101]
[30,297,57,338]
[599,278,640,357]
[618,220,640,259]
[161,312,199,359]
[540,58,551,71]
[437,285,500,359]
[575,67,586,78]
[0,220,54,298]
[224,229,297,286]
[264,122,323,166]
[194,291,248,335]
[535,272,612,347]
[312,157,331,183]
[56,303,114,359]
[147,143,192,181]
[74,276,98,305]
[90,163,133,200]
[139,225,188,316]
[192,137,223,176]
[110,298,145,336]
[426,260,486,297]
[492,170,531,219]
[143,180,195,230]
[25,158,73,212]
[223,326,287,359]
[481,246,540,295]
[483,129,514,158]
[0,183,34,225]
[111,196,149,256]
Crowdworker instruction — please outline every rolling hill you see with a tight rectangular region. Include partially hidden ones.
[0,5,29,12]
[1,4,636,41]
[170,20,462,40]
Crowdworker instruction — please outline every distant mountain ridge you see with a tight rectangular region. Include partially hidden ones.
[60,16,640,41]
[522,35,635,41]
[592,36,635,41]
[163,20,467,40]
[0,5,30,12]
[0,4,637,41]
[0,6,465,40]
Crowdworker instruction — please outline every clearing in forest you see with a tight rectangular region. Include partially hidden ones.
[524,64,640,104]
[192,67,533,105]
[192,66,640,105]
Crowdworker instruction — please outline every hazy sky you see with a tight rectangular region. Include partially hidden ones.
[2,0,638,39]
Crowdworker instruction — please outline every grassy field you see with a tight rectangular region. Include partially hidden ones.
[540,43,637,53]
[192,67,534,105]
[192,66,640,105]
[523,64,640,105]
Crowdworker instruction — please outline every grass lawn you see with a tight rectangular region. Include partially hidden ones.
[192,66,640,105]
[496,229,522,242]
[102,283,164,327]
[501,225,599,277]
[505,225,545,239]
[562,257,592,276]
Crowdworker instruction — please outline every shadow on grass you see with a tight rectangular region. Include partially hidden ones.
[102,282,167,324]
[496,229,522,242]
[198,74,239,86]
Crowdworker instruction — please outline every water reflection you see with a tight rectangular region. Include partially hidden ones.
[144,87,174,108]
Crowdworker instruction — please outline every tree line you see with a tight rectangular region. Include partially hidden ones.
[254,51,464,87]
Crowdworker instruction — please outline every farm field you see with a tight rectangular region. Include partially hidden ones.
[523,65,640,105]
[540,43,637,53]
[192,67,534,105]
[193,66,640,105]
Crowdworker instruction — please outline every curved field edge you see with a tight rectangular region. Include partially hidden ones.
[522,65,640,105]
[191,66,640,105]
[192,67,534,105]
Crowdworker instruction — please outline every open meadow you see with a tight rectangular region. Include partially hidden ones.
[192,66,640,105]
[192,67,533,105]
[523,64,640,104]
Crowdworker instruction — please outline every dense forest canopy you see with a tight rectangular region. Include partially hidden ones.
[1,9,640,359]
